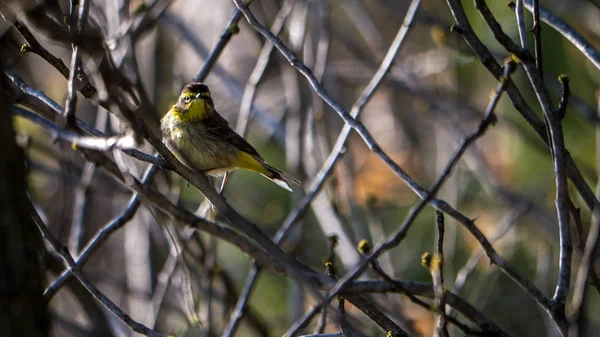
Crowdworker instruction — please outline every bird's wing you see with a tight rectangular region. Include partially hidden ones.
[204,113,264,160]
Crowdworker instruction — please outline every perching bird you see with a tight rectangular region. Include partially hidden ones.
[161,82,300,191]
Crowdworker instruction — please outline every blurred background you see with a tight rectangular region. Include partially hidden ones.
[3,0,600,336]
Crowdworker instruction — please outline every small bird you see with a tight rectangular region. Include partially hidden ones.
[161,82,301,191]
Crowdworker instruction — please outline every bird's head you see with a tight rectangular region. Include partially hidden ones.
[171,82,215,122]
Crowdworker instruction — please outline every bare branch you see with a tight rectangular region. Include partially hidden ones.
[523,0,600,71]
[13,107,136,151]
[283,56,517,337]
[43,164,158,301]
[30,201,166,337]
[471,2,571,332]
[433,211,449,337]
[63,0,91,122]
[569,210,600,332]
[531,0,543,77]
[225,1,421,334]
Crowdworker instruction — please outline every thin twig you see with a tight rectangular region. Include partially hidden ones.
[204,236,218,336]
[568,209,600,332]
[221,267,261,337]
[147,249,177,326]
[522,0,600,71]
[69,160,95,254]
[452,205,528,295]
[162,220,202,326]
[433,211,449,337]
[12,107,137,151]
[8,19,97,97]
[347,280,511,337]
[569,201,600,294]
[70,109,109,254]
[77,145,331,286]
[471,2,571,332]
[43,164,158,301]
[196,3,297,332]
[314,236,338,335]
[235,0,295,135]
[531,0,542,77]
[193,5,247,83]
[222,1,296,329]
[64,0,91,122]
[216,0,295,205]
[514,0,529,50]
[5,73,163,165]
[446,1,574,334]
[30,201,166,337]
[358,240,471,336]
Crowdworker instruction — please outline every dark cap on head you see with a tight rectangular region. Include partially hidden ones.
[182,82,210,94]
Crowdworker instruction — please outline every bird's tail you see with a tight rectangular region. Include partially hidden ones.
[236,152,301,191]
[261,162,302,192]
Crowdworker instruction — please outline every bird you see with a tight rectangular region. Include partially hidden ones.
[161,82,301,191]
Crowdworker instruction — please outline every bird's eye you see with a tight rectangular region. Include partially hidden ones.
[183,96,191,103]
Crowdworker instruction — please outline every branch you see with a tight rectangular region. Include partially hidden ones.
[358,240,476,336]
[453,205,529,295]
[9,70,318,288]
[235,0,295,135]
[523,0,600,71]
[433,211,449,337]
[283,57,517,337]
[225,1,422,335]
[472,1,571,330]
[9,19,97,98]
[221,1,297,334]
[445,2,582,334]
[231,2,559,334]
[10,84,325,300]
[531,0,542,76]
[193,4,247,83]
[569,210,600,330]
[514,0,529,50]
[63,0,91,122]
[43,164,158,301]
[29,202,166,337]
[13,107,136,151]
[346,280,512,337]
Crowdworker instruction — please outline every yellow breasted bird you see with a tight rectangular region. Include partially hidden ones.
[161,82,301,191]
